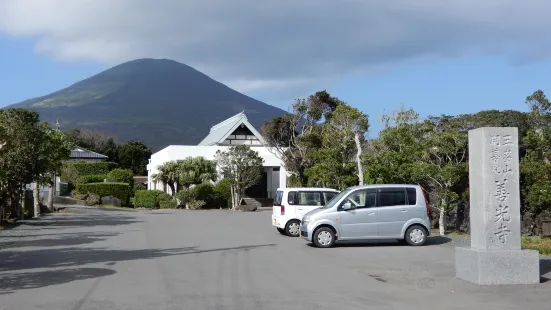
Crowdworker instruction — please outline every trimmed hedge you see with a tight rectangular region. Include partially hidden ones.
[61,161,118,183]
[76,174,107,185]
[107,168,134,186]
[134,190,172,209]
[77,182,130,204]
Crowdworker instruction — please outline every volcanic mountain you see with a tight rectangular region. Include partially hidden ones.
[6,58,286,151]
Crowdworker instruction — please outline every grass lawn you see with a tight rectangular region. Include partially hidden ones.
[96,204,136,211]
[522,236,551,255]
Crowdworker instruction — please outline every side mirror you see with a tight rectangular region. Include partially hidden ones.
[342,202,354,210]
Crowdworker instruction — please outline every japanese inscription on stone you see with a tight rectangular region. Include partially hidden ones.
[490,134,513,244]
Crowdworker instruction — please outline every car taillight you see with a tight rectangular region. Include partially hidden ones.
[421,189,430,217]
[280,205,285,215]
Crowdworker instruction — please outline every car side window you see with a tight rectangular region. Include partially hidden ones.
[378,188,407,207]
[342,189,376,209]
[297,191,322,206]
[323,191,338,204]
[406,188,417,205]
[289,191,322,206]
[288,191,297,205]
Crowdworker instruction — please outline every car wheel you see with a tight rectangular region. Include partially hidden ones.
[405,225,427,246]
[285,220,300,237]
[312,227,335,248]
[277,227,286,235]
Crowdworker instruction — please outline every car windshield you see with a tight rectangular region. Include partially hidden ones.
[319,188,351,209]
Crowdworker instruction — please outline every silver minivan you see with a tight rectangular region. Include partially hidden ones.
[299,184,431,248]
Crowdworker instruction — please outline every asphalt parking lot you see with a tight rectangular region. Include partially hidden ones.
[1,206,550,310]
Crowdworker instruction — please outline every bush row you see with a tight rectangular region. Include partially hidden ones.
[76,174,107,185]
[132,179,232,210]
[133,190,173,209]
[61,161,118,184]
[76,182,131,204]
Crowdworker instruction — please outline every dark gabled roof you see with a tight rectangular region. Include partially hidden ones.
[70,147,109,159]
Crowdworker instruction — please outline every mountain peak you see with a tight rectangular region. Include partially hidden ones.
[5,59,284,151]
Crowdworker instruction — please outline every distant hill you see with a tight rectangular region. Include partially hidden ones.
[6,58,286,151]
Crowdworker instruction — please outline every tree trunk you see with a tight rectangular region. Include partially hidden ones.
[20,187,25,220]
[439,205,446,236]
[168,183,176,196]
[33,180,40,218]
[354,133,364,185]
[47,173,55,211]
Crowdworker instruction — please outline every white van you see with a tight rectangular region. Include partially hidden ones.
[272,187,340,237]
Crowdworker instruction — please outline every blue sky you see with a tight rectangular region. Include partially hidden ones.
[1,1,551,135]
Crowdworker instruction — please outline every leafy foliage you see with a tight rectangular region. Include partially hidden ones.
[159,199,178,209]
[215,145,264,210]
[85,193,101,206]
[134,183,147,191]
[76,174,107,185]
[133,190,165,209]
[107,168,134,186]
[65,129,152,175]
[213,179,232,209]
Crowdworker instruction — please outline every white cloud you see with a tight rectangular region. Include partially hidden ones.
[1,0,551,95]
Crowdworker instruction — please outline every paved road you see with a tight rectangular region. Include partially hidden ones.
[1,206,550,310]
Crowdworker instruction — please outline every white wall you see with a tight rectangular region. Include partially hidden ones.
[147,145,289,194]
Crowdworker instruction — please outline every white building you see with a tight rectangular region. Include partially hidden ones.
[146,112,288,198]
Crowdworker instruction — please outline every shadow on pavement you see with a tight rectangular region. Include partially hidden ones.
[312,236,452,248]
[541,259,551,283]
[0,268,116,294]
[22,214,141,228]
[0,244,275,294]
[0,244,276,272]
[0,232,120,249]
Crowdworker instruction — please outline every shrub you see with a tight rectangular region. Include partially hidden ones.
[158,192,173,202]
[61,161,118,184]
[77,182,130,203]
[188,200,206,210]
[107,168,134,186]
[73,191,88,201]
[213,179,231,208]
[176,189,192,208]
[134,183,147,191]
[85,193,101,206]
[159,199,178,209]
[76,174,107,185]
[190,184,216,206]
[134,190,167,209]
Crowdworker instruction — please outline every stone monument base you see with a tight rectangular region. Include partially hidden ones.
[455,247,540,285]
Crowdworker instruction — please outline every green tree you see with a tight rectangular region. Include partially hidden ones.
[118,141,152,175]
[0,109,43,220]
[152,161,179,196]
[363,106,425,184]
[261,90,343,185]
[412,126,469,236]
[37,124,72,213]
[177,157,217,189]
[215,145,264,210]
[322,104,369,185]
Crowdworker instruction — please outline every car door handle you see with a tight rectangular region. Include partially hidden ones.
[400,209,407,212]
[297,208,304,211]
[367,212,375,215]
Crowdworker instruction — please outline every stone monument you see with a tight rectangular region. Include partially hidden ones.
[455,127,540,285]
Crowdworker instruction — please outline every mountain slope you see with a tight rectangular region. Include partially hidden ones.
[7,58,286,151]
